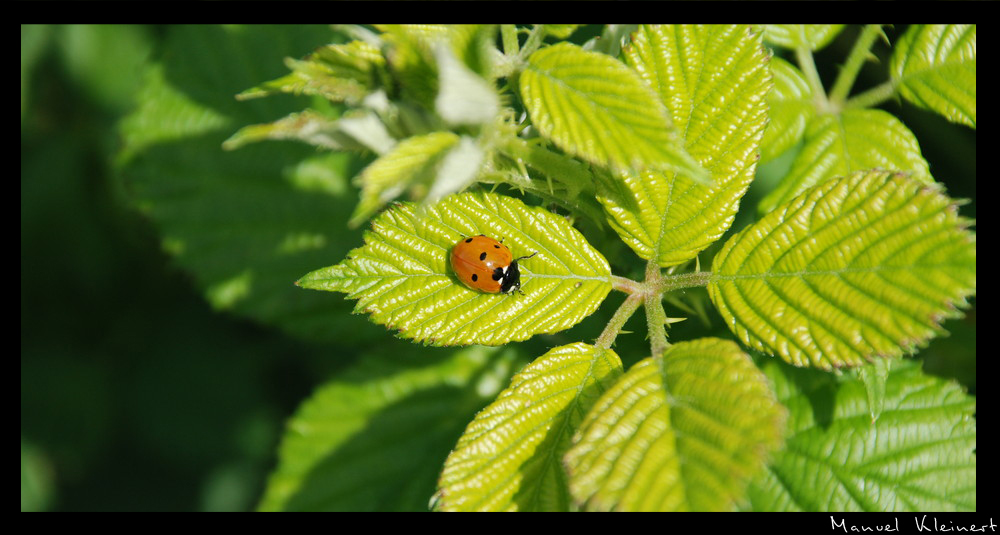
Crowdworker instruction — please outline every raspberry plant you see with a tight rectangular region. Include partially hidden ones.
[121,24,975,511]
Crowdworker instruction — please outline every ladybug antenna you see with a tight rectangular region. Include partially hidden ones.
[516,251,537,262]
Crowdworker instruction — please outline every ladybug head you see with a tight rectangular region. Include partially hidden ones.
[499,252,537,294]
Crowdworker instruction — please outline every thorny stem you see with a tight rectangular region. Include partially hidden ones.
[595,292,642,350]
[599,264,713,355]
[828,24,885,108]
[845,80,899,110]
[643,261,670,357]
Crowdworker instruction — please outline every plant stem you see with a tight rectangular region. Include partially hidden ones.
[795,46,832,114]
[599,266,714,353]
[500,25,519,57]
[516,25,547,64]
[595,293,642,350]
[495,135,595,187]
[656,270,713,293]
[497,25,544,81]
[828,25,884,108]
[643,260,670,356]
[845,79,898,110]
[611,275,640,293]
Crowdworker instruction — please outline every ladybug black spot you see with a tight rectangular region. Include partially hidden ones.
[471,274,478,282]
[464,237,473,243]
[479,252,487,261]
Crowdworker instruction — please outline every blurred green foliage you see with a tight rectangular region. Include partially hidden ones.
[21,24,356,512]
[21,24,974,511]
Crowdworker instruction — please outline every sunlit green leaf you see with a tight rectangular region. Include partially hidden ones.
[564,338,786,511]
[520,41,707,182]
[710,170,976,369]
[597,25,771,267]
[890,24,976,128]
[746,359,976,511]
[435,343,623,511]
[298,192,613,346]
[759,108,932,214]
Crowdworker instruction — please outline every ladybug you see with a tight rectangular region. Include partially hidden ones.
[450,235,536,294]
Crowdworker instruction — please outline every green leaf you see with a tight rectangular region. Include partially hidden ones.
[424,135,485,205]
[334,110,398,155]
[890,24,976,128]
[298,192,613,346]
[541,24,581,40]
[435,343,623,511]
[376,25,447,108]
[564,338,786,511]
[746,359,976,511]
[581,24,637,57]
[764,24,845,51]
[223,110,364,152]
[709,170,976,369]
[433,36,498,126]
[350,131,460,227]
[520,41,707,182]
[760,56,814,163]
[596,25,772,267]
[857,357,891,423]
[237,40,386,105]
[55,25,153,114]
[259,345,522,511]
[377,24,495,110]
[759,108,932,214]
[119,25,380,344]
[445,24,496,79]
[22,24,53,119]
